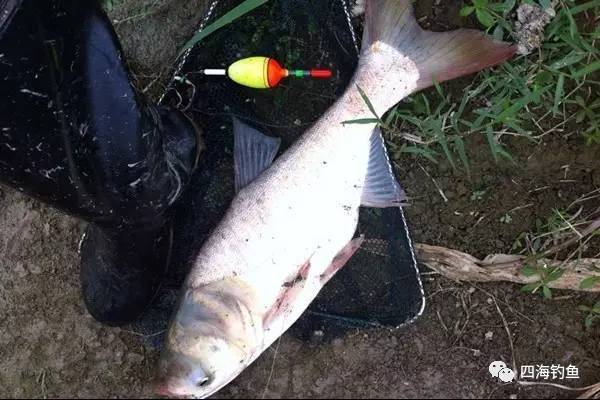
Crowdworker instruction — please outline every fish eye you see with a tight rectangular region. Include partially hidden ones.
[197,377,210,387]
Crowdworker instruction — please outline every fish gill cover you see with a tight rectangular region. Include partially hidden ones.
[132,0,424,345]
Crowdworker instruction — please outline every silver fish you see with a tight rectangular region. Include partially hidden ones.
[156,1,516,397]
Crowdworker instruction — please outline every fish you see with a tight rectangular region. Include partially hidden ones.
[155,1,516,398]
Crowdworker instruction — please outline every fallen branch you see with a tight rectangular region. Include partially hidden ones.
[415,243,600,292]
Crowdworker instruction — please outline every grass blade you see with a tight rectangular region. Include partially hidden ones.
[401,145,439,164]
[573,60,600,79]
[553,73,565,116]
[341,118,380,126]
[356,85,381,121]
[454,136,470,176]
[178,0,269,57]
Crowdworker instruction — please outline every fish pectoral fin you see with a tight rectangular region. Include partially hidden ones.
[320,236,365,284]
[233,117,281,192]
[263,258,312,329]
[360,127,407,208]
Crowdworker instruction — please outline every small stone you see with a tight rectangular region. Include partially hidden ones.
[485,331,494,341]
[14,261,27,278]
[310,330,325,344]
[27,263,42,275]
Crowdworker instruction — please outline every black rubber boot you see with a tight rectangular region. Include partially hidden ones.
[0,0,201,326]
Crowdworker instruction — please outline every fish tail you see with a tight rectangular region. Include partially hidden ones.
[359,0,516,111]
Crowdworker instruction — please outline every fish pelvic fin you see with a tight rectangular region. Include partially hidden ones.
[319,236,365,284]
[358,0,516,111]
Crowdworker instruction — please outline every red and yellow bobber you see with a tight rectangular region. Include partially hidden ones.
[202,56,333,89]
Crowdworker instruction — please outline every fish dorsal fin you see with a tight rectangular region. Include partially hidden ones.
[233,117,281,193]
[361,127,406,208]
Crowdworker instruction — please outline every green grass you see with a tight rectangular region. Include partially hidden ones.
[383,0,599,172]
[178,0,270,56]
[509,190,600,327]
[579,300,600,328]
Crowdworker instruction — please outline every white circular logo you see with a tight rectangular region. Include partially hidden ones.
[489,361,516,383]
[489,361,507,378]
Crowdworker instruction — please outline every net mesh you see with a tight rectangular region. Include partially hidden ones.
[133,0,424,345]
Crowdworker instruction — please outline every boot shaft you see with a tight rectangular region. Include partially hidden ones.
[0,0,198,227]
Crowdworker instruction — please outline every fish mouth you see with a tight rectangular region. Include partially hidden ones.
[155,383,196,399]
[155,384,181,398]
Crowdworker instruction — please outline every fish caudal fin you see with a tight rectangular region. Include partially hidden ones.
[363,0,516,96]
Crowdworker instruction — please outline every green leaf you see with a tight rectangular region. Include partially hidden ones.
[549,51,586,70]
[547,268,564,282]
[436,129,456,171]
[579,305,592,312]
[356,85,381,121]
[460,6,476,16]
[486,131,499,163]
[503,0,517,14]
[579,276,600,289]
[573,60,600,79]
[400,145,439,164]
[493,25,505,41]
[178,0,270,57]
[569,0,600,15]
[341,118,380,125]
[585,315,594,328]
[433,80,445,100]
[521,282,540,293]
[103,0,114,11]
[521,265,538,277]
[454,136,470,176]
[476,9,496,28]
[553,74,564,116]
[542,285,552,299]
[563,6,579,39]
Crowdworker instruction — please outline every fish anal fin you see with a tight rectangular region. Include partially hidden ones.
[361,127,406,208]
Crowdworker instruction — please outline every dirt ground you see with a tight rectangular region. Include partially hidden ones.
[0,0,598,398]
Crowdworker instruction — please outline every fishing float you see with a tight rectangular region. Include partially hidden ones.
[200,56,333,89]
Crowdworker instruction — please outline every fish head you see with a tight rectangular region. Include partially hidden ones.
[156,280,262,398]
[155,344,246,399]
[155,350,212,398]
